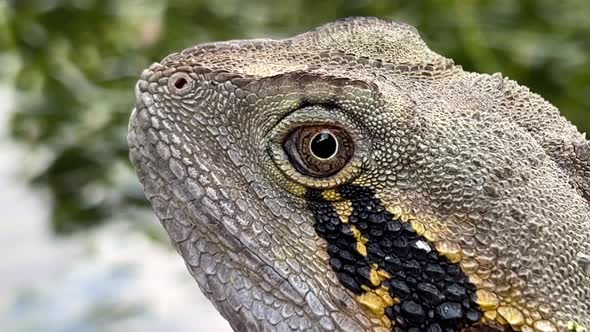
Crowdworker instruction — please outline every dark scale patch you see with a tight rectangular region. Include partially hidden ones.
[339,185,482,331]
[307,189,374,294]
[306,186,483,331]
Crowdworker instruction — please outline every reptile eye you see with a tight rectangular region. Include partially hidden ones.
[268,105,366,191]
[283,126,353,177]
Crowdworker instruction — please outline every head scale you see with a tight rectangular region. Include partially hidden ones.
[129,17,590,331]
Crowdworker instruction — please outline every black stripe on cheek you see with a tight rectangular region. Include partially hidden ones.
[306,189,373,294]
[307,185,484,331]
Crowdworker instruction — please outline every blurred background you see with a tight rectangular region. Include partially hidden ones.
[0,0,589,331]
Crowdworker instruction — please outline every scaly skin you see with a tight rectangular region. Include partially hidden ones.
[128,17,590,331]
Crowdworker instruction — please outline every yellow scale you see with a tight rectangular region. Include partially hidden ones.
[322,190,397,328]
[321,189,570,331]
[381,199,563,332]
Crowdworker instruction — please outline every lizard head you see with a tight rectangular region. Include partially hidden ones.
[128,17,590,331]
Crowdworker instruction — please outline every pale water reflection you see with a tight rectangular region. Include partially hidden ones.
[0,88,231,332]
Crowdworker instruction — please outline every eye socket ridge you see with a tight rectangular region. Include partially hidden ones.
[283,125,354,178]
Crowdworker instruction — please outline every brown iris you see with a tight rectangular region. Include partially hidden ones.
[283,125,354,177]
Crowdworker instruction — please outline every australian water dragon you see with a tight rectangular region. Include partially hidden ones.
[128,17,590,331]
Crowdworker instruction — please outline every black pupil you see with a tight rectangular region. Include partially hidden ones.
[310,132,338,159]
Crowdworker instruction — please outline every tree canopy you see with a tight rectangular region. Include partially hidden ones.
[2,0,588,233]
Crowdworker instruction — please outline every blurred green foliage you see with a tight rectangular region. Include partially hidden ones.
[1,0,589,234]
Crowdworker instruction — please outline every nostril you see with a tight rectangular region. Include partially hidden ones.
[174,77,188,89]
[168,72,193,95]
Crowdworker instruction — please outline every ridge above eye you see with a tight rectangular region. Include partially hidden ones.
[283,125,354,178]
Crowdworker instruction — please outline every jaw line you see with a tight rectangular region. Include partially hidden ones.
[129,109,296,303]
